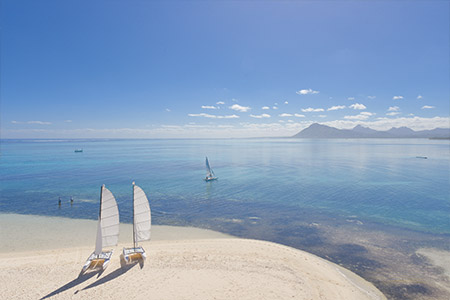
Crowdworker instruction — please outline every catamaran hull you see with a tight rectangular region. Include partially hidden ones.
[81,250,113,274]
[204,177,218,181]
[123,246,147,264]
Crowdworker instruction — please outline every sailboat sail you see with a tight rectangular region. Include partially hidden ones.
[94,185,120,255]
[94,219,103,255]
[206,157,215,177]
[133,184,151,243]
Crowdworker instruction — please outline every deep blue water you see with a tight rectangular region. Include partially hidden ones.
[1,138,449,235]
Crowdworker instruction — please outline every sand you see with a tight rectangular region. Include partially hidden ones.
[0,214,385,299]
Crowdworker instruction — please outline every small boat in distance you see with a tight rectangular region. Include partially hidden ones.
[416,156,428,159]
[205,157,218,181]
[123,182,151,264]
[80,185,120,274]
[74,149,83,153]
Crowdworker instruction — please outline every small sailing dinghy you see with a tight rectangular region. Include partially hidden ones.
[81,185,119,274]
[122,182,151,264]
[205,156,218,181]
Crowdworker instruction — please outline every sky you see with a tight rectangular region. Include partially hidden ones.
[1,0,449,138]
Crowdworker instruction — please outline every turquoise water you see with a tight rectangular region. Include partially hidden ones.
[1,138,449,234]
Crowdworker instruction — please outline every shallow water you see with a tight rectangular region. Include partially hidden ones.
[1,138,449,234]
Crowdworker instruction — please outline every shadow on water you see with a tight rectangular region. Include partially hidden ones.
[39,271,99,299]
[81,256,142,291]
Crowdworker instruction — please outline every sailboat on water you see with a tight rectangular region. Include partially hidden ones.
[81,185,120,274]
[122,182,151,263]
[204,156,218,181]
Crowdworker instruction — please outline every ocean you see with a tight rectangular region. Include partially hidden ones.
[1,138,450,299]
[1,138,448,234]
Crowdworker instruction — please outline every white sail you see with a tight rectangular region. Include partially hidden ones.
[133,184,151,243]
[94,219,103,255]
[206,157,215,177]
[99,185,120,250]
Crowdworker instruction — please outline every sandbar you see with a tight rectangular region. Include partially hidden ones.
[0,214,385,299]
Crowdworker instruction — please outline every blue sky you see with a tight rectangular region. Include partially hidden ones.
[1,0,449,138]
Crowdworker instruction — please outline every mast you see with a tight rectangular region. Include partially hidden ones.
[99,185,104,219]
[132,181,136,249]
[94,184,104,257]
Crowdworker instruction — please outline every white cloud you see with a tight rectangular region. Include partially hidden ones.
[388,106,399,111]
[261,106,270,110]
[272,106,278,110]
[367,96,376,99]
[393,95,404,100]
[348,97,355,101]
[11,120,52,125]
[327,105,346,111]
[188,113,239,119]
[294,113,305,118]
[165,108,171,112]
[216,101,225,105]
[360,112,375,116]
[232,98,238,102]
[202,105,218,109]
[318,115,327,118]
[417,95,423,100]
[250,114,271,119]
[344,114,370,120]
[279,113,293,117]
[284,101,289,104]
[349,103,366,110]
[324,116,450,132]
[65,120,73,123]
[229,104,251,112]
[28,121,52,125]
[386,112,400,116]
[274,102,278,105]
[296,88,319,95]
[4,116,448,139]
[421,105,435,109]
[301,107,324,112]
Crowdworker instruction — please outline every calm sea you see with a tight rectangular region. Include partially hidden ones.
[1,138,449,235]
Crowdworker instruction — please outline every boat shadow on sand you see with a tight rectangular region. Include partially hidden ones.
[39,256,143,299]
[81,255,143,291]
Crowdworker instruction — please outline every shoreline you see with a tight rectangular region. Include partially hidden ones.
[0,213,385,299]
[0,213,233,253]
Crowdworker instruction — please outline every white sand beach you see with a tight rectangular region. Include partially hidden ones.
[0,214,386,299]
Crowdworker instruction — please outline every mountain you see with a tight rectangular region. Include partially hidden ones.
[292,123,359,138]
[386,127,416,137]
[292,123,450,139]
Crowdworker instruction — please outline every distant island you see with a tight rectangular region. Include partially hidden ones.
[293,123,450,139]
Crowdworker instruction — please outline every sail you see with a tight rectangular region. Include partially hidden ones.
[133,184,151,242]
[94,219,103,255]
[100,186,120,249]
[206,157,215,177]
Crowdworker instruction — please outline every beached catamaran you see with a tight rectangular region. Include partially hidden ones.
[81,185,120,273]
[205,157,218,181]
[122,182,151,263]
